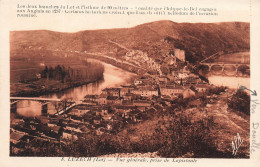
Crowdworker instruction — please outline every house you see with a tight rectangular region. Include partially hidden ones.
[65,123,81,133]
[11,119,24,127]
[10,132,30,154]
[107,96,119,104]
[100,108,108,115]
[167,75,176,82]
[161,85,184,95]
[120,87,130,96]
[183,88,196,99]
[160,85,184,96]
[134,78,150,85]
[62,130,78,140]
[134,79,143,85]
[80,126,91,134]
[129,109,142,122]
[69,109,90,117]
[196,84,209,92]
[37,116,49,125]
[189,99,203,107]
[47,122,56,127]
[120,85,134,96]
[185,76,200,85]
[133,100,151,107]
[178,72,189,79]
[122,100,134,106]
[82,101,97,106]
[97,94,107,105]
[101,88,120,97]
[122,93,134,101]
[174,48,185,61]
[84,95,98,102]
[50,125,60,133]
[131,87,158,97]
[157,76,169,83]
[120,110,132,119]
[10,132,26,147]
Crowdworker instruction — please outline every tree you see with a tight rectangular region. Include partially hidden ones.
[49,67,54,78]
[41,66,49,78]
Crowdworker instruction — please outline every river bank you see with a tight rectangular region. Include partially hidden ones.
[10,76,104,97]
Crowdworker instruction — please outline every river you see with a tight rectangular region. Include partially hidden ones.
[41,59,137,101]
[208,76,250,89]
[16,60,137,117]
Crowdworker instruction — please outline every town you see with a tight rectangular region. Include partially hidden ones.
[10,47,249,157]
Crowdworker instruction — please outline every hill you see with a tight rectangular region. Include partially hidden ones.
[10,20,250,63]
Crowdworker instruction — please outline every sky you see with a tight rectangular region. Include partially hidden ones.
[4,0,251,32]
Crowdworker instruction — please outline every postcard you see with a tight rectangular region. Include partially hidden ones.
[0,0,260,166]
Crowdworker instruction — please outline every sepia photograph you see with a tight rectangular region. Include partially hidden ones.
[1,0,260,167]
[9,20,250,158]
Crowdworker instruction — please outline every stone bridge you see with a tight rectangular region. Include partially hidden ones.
[200,62,250,76]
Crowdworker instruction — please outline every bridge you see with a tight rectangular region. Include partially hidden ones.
[199,52,250,77]
[55,103,77,115]
[10,97,76,116]
[200,62,249,76]
[200,62,250,71]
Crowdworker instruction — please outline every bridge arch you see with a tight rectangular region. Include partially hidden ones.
[211,64,224,75]
[237,64,250,76]
[222,64,237,76]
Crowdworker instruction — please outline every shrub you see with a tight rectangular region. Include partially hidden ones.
[156,113,216,157]
[207,86,227,95]
[228,90,250,116]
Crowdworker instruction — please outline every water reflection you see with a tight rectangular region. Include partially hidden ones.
[215,52,250,64]
[42,80,104,102]
[17,100,42,117]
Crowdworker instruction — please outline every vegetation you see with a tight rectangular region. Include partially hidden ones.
[14,112,217,157]
[207,86,227,95]
[228,90,250,116]
[156,113,216,157]
[40,62,104,83]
